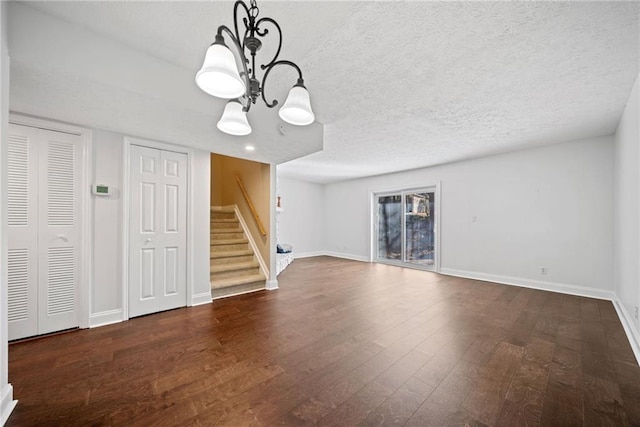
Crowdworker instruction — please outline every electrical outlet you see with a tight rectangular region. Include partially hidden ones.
[540,267,547,275]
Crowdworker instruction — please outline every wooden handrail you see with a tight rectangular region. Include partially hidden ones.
[236,175,267,236]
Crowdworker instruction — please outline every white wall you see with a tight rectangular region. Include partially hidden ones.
[277,176,326,257]
[191,150,212,303]
[324,137,615,297]
[89,133,212,327]
[91,130,124,321]
[614,74,640,355]
[0,2,16,424]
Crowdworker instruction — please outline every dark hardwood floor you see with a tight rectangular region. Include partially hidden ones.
[7,256,640,426]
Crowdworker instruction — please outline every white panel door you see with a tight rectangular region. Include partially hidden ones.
[129,145,187,317]
[7,124,39,340]
[37,129,83,335]
[7,124,83,340]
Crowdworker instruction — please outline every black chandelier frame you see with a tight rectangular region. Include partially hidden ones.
[213,0,306,113]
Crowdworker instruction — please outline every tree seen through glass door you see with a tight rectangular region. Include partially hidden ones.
[405,192,435,266]
[377,195,401,260]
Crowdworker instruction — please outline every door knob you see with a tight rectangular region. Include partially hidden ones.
[145,238,152,244]
[57,234,69,242]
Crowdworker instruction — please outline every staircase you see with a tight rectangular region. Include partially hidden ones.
[210,207,266,299]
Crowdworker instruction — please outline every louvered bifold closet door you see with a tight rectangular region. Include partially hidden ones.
[37,128,82,335]
[7,124,39,340]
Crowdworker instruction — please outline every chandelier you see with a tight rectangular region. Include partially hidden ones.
[195,0,315,136]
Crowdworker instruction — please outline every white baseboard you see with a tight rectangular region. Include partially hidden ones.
[440,268,615,301]
[324,252,370,263]
[1,383,17,426]
[266,279,279,290]
[294,251,325,259]
[612,297,640,365]
[191,292,213,306]
[89,309,124,328]
[287,251,370,263]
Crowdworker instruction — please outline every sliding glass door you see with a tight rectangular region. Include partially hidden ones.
[404,191,436,267]
[375,188,437,270]
[377,195,402,261]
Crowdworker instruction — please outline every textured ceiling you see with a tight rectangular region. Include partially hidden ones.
[12,1,640,183]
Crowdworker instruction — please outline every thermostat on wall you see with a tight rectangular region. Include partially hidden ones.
[92,184,111,196]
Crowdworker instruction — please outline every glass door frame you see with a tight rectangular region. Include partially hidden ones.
[371,183,440,272]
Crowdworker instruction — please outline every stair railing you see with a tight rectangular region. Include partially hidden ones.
[236,174,267,236]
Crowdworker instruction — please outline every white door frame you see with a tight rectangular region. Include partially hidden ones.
[370,182,441,273]
[122,136,194,320]
[8,113,93,329]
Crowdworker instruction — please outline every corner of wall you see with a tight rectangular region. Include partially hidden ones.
[612,295,640,365]
[190,292,213,306]
[612,72,640,355]
[1,384,17,426]
[0,2,18,425]
[1,1,18,424]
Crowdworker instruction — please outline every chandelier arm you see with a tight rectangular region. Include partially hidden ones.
[233,0,251,50]
[242,27,250,58]
[217,24,252,110]
[261,60,304,108]
[255,17,282,70]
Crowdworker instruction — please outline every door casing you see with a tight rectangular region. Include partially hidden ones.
[128,145,187,317]
[122,136,195,320]
[370,183,441,272]
[8,113,92,330]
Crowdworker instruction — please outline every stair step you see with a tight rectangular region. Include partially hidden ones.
[212,254,255,265]
[212,222,241,230]
[211,243,248,252]
[211,228,243,234]
[211,261,260,274]
[212,214,236,221]
[212,233,245,241]
[211,273,265,290]
[211,267,260,281]
[211,207,235,213]
[211,249,254,259]
[211,262,260,280]
[211,238,248,246]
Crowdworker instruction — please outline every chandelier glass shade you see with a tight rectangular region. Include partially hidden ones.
[195,0,315,136]
[217,99,252,136]
[279,84,315,126]
[196,43,245,99]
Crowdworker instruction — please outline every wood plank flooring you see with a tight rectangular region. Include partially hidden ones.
[7,256,640,426]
